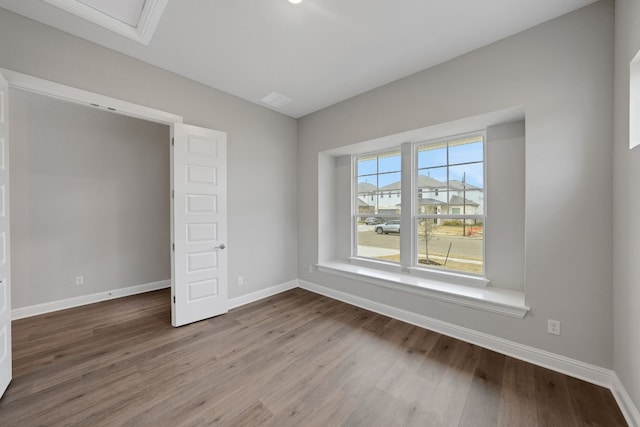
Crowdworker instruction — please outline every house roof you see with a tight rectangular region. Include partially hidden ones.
[449,195,479,206]
[364,177,482,193]
[358,197,373,207]
[380,181,401,191]
[449,180,480,190]
[357,182,377,193]
[417,175,446,189]
[418,198,443,206]
[380,174,446,191]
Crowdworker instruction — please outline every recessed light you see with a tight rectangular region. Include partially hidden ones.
[289,0,302,4]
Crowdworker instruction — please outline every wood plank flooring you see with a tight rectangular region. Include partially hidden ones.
[0,288,626,426]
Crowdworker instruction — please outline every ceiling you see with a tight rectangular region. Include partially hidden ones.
[0,0,599,118]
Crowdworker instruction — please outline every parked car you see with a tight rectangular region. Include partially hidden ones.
[375,220,400,234]
[365,217,384,225]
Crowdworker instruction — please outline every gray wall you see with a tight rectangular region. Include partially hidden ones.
[298,1,614,367]
[11,89,170,307]
[613,0,640,412]
[0,8,299,304]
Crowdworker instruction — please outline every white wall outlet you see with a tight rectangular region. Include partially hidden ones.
[547,319,561,335]
[75,275,85,286]
[237,276,244,286]
[308,264,314,274]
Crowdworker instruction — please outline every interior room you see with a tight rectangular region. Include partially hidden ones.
[0,0,638,425]
[10,89,171,310]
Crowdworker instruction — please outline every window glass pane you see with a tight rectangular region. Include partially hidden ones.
[448,137,483,165]
[417,168,447,213]
[417,167,447,184]
[461,189,484,215]
[448,163,483,215]
[357,216,401,263]
[378,150,401,173]
[418,142,447,169]
[448,162,483,189]
[378,171,401,189]
[417,218,483,274]
[357,175,378,191]
[357,155,377,176]
[417,192,442,214]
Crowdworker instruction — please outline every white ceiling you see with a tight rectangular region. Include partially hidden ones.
[0,0,598,118]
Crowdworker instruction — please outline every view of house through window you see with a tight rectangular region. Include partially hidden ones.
[417,135,484,274]
[356,149,401,262]
[355,133,485,275]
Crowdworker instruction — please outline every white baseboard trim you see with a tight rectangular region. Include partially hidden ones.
[12,279,171,320]
[298,279,614,389]
[228,280,299,310]
[612,373,640,427]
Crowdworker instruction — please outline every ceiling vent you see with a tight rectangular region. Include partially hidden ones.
[42,0,168,45]
[261,92,293,109]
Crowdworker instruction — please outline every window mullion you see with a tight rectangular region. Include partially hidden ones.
[400,142,414,269]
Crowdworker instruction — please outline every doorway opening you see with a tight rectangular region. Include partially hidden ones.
[10,88,172,316]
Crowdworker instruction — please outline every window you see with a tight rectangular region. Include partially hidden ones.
[416,134,484,275]
[354,132,485,276]
[355,149,401,262]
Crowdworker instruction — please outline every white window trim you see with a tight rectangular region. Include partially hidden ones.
[331,128,529,318]
[319,108,528,318]
[352,131,487,279]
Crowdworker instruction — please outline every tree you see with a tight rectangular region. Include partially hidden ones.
[418,218,439,265]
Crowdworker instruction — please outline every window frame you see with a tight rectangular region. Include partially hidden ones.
[351,130,487,282]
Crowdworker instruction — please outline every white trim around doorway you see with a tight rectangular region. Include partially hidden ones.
[0,68,183,125]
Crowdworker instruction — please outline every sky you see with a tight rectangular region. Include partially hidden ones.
[358,138,484,189]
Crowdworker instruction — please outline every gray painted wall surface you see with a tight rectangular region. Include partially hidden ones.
[11,89,170,307]
[298,1,614,367]
[613,0,640,413]
[0,8,299,303]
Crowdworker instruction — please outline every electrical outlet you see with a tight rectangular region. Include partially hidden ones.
[308,264,314,274]
[75,275,85,286]
[547,319,561,335]
[237,276,244,286]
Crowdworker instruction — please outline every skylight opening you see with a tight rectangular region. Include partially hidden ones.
[42,0,168,45]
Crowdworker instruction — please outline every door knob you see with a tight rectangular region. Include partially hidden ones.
[214,244,226,250]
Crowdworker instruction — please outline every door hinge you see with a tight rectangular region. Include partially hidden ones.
[171,190,174,199]
[172,243,175,251]
[171,137,174,146]
[173,296,176,303]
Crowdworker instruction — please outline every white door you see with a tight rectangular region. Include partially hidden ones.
[171,123,228,327]
[0,71,11,398]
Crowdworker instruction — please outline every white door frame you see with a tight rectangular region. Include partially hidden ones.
[0,68,186,316]
[0,69,183,125]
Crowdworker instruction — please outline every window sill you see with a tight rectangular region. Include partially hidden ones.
[347,256,490,288]
[316,260,529,319]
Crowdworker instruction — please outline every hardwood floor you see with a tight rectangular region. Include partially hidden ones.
[0,288,626,426]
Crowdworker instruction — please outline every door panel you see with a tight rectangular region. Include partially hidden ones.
[0,70,11,398]
[171,123,227,327]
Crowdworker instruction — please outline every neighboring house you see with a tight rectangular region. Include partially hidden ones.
[448,195,480,215]
[357,197,375,214]
[359,173,484,216]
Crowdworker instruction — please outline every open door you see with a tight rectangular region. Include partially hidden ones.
[0,70,11,398]
[171,123,228,327]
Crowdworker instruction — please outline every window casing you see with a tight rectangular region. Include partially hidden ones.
[353,132,486,277]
